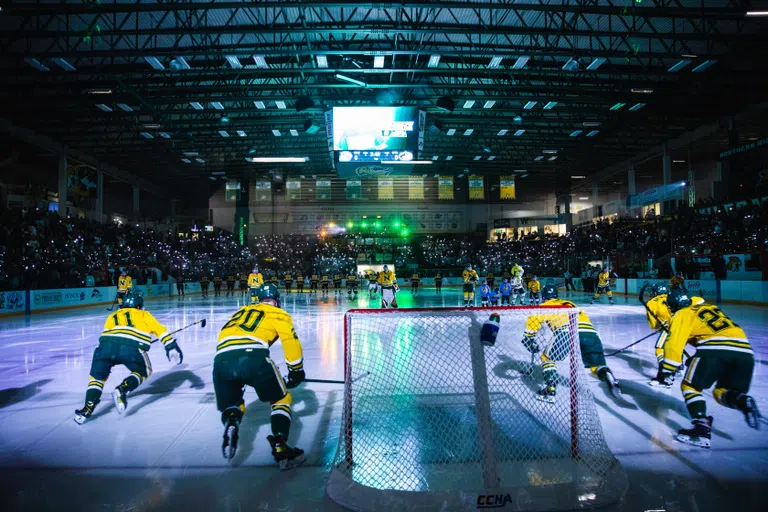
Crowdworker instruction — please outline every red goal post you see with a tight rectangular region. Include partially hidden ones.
[329,305,627,512]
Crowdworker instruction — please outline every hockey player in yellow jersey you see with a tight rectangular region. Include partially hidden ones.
[333,273,343,296]
[214,283,306,468]
[591,267,617,305]
[462,264,479,307]
[640,282,703,387]
[283,272,293,294]
[522,285,621,402]
[670,271,686,290]
[116,269,133,305]
[378,264,398,308]
[247,265,264,303]
[74,292,183,424]
[346,271,358,300]
[410,271,420,295]
[661,289,761,448]
[527,275,542,305]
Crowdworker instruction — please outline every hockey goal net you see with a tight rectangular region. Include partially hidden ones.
[327,306,627,512]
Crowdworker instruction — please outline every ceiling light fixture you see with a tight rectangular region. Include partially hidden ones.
[464,100,476,108]
[446,156,453,160]
[629,103,646,111]
[275,101,287,109]
[583,121,601,127]
[225,55,242,69]
[631,88,654,94]
[463,129,474,136]
[512,56,530,69]
[334,73,367,87]
[428,54,441,67]
[143,56,165,71]
[196,158,205,164]
[316,55,328,68]
[514,129,525,136]
[254,101,266,109]
[446,129,456,136]
[570,130,582,137]
[571,175,586,179]
[95,104,112,112]
[488,156,496,161]
[210,102,224,110]
[87,88,112,95]
[181,158,192,164]
[548,156,558,161]
[488,56,503,68]
[272,129,282,136]
[746,11,768,16]
[373,55,385,68]
[483,100,496,108]
[52,57,76,71]
[140,132,154,139]
[668,59,692,72]
[586,57,606,71]
[170,56,191,70]
[586,130,600,137]
[523,101,537,109]
[190,102,204,110]
[142,123,161,129]
[497,129,508,136]
[473,156,481,160]
[534,155,544,161]
[253,55,268,68]
[24,58,50,72]
[290,129,299,136]
[237,130,246,137]
[543,101,557,110]
[610,102,626,111]
[158,132,171,139]
[691,60,716,72]
[116,103,133,112]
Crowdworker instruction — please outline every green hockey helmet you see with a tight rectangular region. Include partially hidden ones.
[541,285,559,301]
[258,283,280,303]
[666,288,692,313]
[650,282,670,298]
[121,291,144,309]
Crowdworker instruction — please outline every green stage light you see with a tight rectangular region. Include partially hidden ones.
[374,221,382,229]
[347,221,354,229]
[401,228,409,236]
[393,221,400,228]
[361,222,368,228]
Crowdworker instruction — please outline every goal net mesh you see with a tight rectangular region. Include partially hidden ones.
[327,307,627,512]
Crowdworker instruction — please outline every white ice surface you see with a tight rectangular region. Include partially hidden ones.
[0,288,766,511]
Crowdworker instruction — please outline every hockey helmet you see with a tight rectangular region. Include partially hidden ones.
[121,269,128,276]
[258,283,281,304]
[666,288,692,313]
[541,285,558,301]
[650,282,670,298]
[121,291,144,309]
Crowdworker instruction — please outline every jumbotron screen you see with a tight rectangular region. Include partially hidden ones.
[333,106,419,152]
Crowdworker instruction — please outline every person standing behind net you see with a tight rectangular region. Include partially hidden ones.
[367,270,379,297]
[670,271,686,290]
[214,283,306,468]
[284,272,293,295]
[74,292,183,424]
[479,280,492,307]
[410,271,420,295]
[116,269,133,305]
[510,273,525,305]
[175,273,185,297]
[248,265,264,304]
[200,275,210,298]
[310,273,319,294]
[527,275,542,305]
[462,264,479,307]
[663,289,760,448]
[213,275,223,297]
[499,277,512,305]
[591,267,617,305]
[563,269,575,294]
[521,285,621,403]
[378,264,399,308]
[434,271,443,294]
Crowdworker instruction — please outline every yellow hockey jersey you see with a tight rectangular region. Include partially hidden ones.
[670,275,686,289]
[524,299,595,336]
[597,271,612,287]
[284,274,293,282]
[663,304,751,372]
[117,275,133,292]
[333,274,343,282]
[527,280,542,293]
[645,294,704,330]
[100,308,172,351]
[411,273,420,282]
[216,303,304,372]
[248,272,264,289]
[311,275,319,283]
[462,269,478,283]
[378,270,397,287]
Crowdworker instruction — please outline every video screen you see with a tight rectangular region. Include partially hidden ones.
[333,107,419,152]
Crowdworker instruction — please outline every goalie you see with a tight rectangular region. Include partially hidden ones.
[378,265,399,308]
[521,285,621,402]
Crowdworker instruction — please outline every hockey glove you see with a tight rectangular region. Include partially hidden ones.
[165,339,184,365]
[285,369,305,389]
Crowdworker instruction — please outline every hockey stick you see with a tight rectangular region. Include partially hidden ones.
[288,371,371,386]
[106,295,118,311]
[605,330,661,357]
[167,318,207,337]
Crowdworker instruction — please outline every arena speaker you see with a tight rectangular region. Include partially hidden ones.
[295,96,315,112]
[436,96,455,112]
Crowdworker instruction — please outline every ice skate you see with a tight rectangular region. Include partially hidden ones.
[742,395,761,430]
[112,387,128,414]
[604,370,622,398]
[267,435,306,470]
[675,417,712,448]
[536,386,556,404]
[222,417,240,461]
[74,400,99,425]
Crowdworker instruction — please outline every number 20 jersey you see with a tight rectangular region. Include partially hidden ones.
[216,303,304,372]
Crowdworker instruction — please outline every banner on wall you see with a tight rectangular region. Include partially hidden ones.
[408,176,424,200]
[469,175,484,200]
[0,290,26,314]
[346,179,362,200]
[254,180,272,202]
[378,178,394,200]
[500,176,516,200]
[286,179,301,200]
[225,180,241,202]
[439,176,454,200]
[316,179,332,200]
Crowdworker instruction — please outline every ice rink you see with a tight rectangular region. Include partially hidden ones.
[1,287,766,512]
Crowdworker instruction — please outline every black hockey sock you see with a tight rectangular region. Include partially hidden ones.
[85,388,103,404]
[221,406,244,426]
[119,372,143,393]
[595,366,611,383]
[716,389,749,411]
[270,413,291,439]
